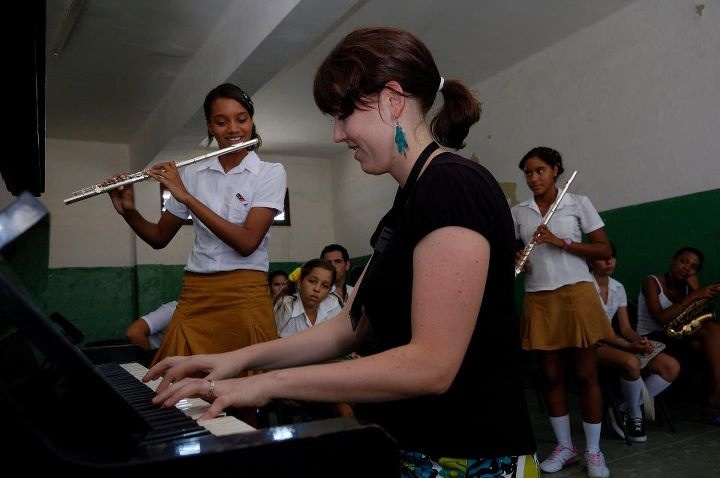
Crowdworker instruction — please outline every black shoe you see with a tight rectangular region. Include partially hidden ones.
[628,415,647,442]
[608,407,627,440]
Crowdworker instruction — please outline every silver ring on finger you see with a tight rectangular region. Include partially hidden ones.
[206,380,215,400]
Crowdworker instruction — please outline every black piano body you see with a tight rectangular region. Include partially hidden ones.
[0,194,398,476]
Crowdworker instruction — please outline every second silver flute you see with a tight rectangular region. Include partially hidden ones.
[514,170,577,277]
[64,138,259,205]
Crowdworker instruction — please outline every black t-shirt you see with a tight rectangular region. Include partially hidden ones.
[354,153,536,458]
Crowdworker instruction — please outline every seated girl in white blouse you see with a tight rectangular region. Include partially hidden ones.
[274,258,342,338]
[272,257,352,417]
[590,244,679,442]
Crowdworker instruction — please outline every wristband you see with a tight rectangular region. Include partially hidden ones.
[561,238,572,251]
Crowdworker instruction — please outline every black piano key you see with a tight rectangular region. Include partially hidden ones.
[96,362,212,442]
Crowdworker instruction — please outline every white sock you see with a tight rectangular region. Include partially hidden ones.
[643,373,672,401]
[582,421,602,454]
[549,414,573,449]
[620,377,643,418]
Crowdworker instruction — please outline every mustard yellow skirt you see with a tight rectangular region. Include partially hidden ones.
[521,281,614,351]
[152,269,277,365]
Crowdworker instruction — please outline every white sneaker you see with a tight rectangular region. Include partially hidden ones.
[539,445,579,473]
[585,450,610,478]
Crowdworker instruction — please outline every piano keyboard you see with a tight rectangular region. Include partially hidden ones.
[96,362,255,442]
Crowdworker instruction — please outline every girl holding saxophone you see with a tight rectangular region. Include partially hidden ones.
[636,246,720,425]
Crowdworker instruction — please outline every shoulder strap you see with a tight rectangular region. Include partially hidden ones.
[349,142,439,330]
[648,275,666,296]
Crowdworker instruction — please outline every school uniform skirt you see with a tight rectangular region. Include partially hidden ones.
[521,281,614,351]
[152,269,277,365]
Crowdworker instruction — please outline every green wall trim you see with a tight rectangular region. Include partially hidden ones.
[45,266,136,344]
[267,261,303,275]
[39,257,368,343]
[136,264,185,315]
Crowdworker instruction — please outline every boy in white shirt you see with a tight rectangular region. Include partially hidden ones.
[320,244,354,305]
[126,300,177,351]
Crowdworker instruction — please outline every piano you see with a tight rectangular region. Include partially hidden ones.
[0,193,399,475]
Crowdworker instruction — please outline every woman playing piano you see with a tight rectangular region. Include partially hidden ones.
[146,27,538,477]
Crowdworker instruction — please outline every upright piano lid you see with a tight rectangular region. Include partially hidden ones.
[0,193,151,456]
[0,191,47,248]
[0,191,49,300]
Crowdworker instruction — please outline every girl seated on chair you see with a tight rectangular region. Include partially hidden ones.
[591,243,680,442]
[273,258,353,418]
[635,246,720,425]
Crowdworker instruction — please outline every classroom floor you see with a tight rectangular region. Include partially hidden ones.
[528,392,720,477]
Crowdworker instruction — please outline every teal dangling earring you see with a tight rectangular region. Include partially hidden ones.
[394,121,408,156]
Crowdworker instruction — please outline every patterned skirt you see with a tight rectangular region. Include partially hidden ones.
[399,451,540,478]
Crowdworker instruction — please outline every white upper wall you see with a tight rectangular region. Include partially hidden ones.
[263,154,336,263]
[17,0,719,268]
[466,0,720,211]
[0,186,13,208]
[45,138,135,268]
[329,1,719,255]
[330,149,396,258]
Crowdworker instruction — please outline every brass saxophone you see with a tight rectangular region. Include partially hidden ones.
[665,297,717,338]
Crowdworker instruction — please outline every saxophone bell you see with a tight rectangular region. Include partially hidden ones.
[665,297,718,338]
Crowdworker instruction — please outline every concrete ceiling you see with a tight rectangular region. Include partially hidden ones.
[46,0,636,168]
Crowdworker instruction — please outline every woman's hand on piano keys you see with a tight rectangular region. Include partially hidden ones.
[152,374,272,420]
[144,353,241,397]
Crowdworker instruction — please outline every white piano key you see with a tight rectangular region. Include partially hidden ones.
[198,416,256,436]
[119,362,255,436]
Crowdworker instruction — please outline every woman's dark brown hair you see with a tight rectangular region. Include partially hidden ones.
[313,27,480,150]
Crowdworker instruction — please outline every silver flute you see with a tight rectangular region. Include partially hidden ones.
[515,170,577,277]
[64,138,259,205]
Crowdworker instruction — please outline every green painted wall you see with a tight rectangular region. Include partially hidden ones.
[5,190,716,344]
[46,267,136,344]
[136,264,185,315]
